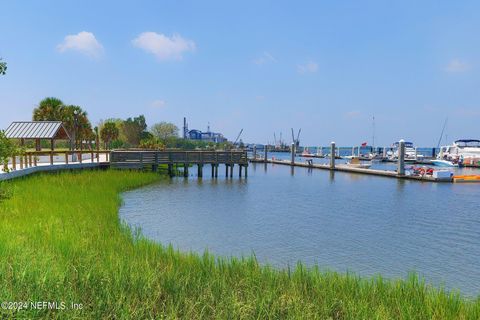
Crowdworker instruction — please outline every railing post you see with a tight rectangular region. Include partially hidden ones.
[79,152,82,164]
[50,151,54,165]
[33,154,37,166]
[20,155,24,169]
[65,152,69,164]
[12,156,16,171]
[91,151,94,163]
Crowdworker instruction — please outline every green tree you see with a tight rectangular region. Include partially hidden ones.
[33,97,65,121]
[62,105,93,147]
[0,58,6,75]
[33,98,93,149]
[150,122,179,141]
[122,115,147,146]
[100,121,119,149]
[0,131,17,172]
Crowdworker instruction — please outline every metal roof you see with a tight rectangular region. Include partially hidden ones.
[4,121,70,139]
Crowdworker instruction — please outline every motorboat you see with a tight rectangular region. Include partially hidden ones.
[301,147,314,157]
[430,159,458,167]
[438,139,480,162]
[345,157,371,169]
[387,141,424,161]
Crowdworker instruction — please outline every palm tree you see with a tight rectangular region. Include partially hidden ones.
[33,97,65,121]
[0,58,6,75]
[100,122,119,149]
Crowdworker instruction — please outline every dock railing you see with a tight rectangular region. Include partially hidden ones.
[110,150,248,169]
[3,150,110,172]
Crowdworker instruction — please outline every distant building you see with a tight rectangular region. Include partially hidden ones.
[183,117,227,143]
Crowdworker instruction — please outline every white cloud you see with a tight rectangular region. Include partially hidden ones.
[253,52,276,65]
[57,31,104,58]
[297,61,318,74]
[151,100,166,108]
[445,59,470,73]
[132,32,195,61]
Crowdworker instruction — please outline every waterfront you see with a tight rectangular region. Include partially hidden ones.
[120,159,480,297]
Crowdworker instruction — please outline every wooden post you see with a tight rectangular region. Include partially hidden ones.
[168,164,173,177]
[198,164,203,177]
[211,164,215,177]
[153,152,158,172]
[20,155,24,169]
[184,163,189,177]
[65,152,69,164]
[35,138,41,151]
[28,154,33,167]
[12,156,16,171]
[33,155,37,166]
[264,145,268,162]
[79,151,82,163]
[230,164,234,177]
[330,142,336,169]
[215,164,218,177]
[239,165,243,177]
[244,164,248,178]
[91,151,94,163]
[291,142,295,165]
[225,164,229,177]
[398,139,406,176]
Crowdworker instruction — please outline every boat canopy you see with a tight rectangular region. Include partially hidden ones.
[455,139,480,147]
[393,141,414,147]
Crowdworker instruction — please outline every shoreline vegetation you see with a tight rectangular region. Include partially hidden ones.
[0,170,478,319]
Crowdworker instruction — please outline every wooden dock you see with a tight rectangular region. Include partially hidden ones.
[110,150,249,177]
[250,158,451,183]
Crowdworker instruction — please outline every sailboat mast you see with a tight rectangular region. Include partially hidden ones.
[372,116,375,150]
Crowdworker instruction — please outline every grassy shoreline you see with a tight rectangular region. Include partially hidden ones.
[0,170,478,319]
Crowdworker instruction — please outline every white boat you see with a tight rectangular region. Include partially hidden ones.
[387,142,424,161]
[438,139,480,162]
[345,157,372,169]
[430,159,458,167]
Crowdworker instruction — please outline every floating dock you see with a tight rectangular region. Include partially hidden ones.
[251,141,480,183]
[250,158,447,182]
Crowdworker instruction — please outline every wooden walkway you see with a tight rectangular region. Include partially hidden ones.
[110,150,249,177]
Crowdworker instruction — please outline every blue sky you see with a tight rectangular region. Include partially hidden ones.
[0,0,479,146]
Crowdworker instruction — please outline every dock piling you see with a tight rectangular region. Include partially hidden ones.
[264,145,268,162]
[397,140,406,175]
[291,142,295,165]
[330,142,336,169]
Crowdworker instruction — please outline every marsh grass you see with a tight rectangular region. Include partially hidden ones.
[0,170,478,319]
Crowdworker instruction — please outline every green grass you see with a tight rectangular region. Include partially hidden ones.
[0,170,479,319]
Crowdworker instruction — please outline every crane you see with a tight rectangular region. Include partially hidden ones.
[234,128,244,145]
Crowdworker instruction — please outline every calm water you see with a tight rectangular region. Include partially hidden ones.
[120,157,480,297]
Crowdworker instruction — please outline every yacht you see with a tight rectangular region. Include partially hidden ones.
[386,142,424,161]
[437,139,480,165]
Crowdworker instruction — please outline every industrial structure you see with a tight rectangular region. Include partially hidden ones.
[182,117,227,143]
